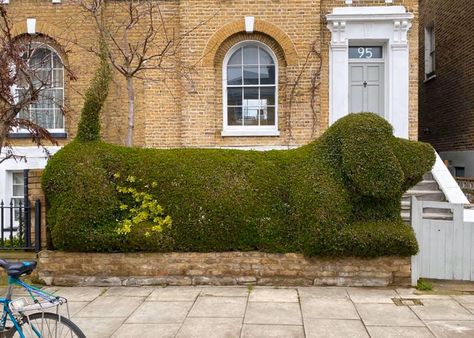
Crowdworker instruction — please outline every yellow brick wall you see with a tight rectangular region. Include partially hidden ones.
[5,0,419,148]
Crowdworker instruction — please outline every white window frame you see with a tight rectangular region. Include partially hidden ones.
[10,171,25,226]
[222,41,280,137]
[12,43,66,134]
[425,25,436,80]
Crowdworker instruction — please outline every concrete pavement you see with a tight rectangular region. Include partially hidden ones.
[13,286,474,337]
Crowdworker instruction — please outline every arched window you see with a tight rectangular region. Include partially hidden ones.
[222,41,279,136]
[16,44,64,131]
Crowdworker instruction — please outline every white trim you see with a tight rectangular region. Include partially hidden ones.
[27,18,36,35]
[327,6,414,139]
[0,146,61,205]
[222,41,279,137]
[245,17,255,33]
[431,153,469,205]
[221,128,280,137]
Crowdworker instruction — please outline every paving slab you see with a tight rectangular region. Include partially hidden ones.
[347,287,398,303]
[244,302,302,325]
[75,296,144,318]
[242,324,304,338]
[410,299,474,321]
[395,288,451,299]
[426,320,474,338]
[147,287,202,302]
[304,319,368,338]
[366,326,435,338]
[188,296,247,318]
[452,295,474,304]
[112,323,180,338]
[249,288,298,302]
[60,301,89,318]
[301,298,359,320]
[103,287,153,297]
[73,317,125,338]
[356,303,424,326]
[297,287,349,299]
[461,302,474,315]
[126,301,193,324]
[176,317,242,338]
[200,286,249,297]
[53,287,106,302]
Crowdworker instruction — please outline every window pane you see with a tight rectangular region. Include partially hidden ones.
[53,52,62,68]
[259,48,274,65]
[55,108,64,129]
[13,186,23,197]
[227,66,242,85]
[12,172,24,185]
[228,107,242,126]
[243,106,259,126]
[260,106,275,126]
[227,88,242,106]
[53,89,64,107]
[228,48,242,65]
[243,46,258,64]
[53,69,63,88]
[260,65,275,84]
[30,48,51,69]
[244,87,258,100]
[260,87,275,106]
[243,66,258,85]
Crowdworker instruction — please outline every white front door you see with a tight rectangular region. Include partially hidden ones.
[349,63,384,116]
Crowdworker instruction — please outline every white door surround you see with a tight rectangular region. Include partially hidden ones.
[327,6,413,138]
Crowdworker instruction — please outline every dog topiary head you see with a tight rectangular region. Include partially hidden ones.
[320,113,435,200]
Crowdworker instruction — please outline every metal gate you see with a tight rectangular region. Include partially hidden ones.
[411,197,474,285]
[0,170,41,252]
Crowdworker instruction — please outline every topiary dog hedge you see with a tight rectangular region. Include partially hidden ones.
[42,113,435,256]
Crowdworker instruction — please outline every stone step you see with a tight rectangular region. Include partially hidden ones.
[423,172,434,181]
[403,190,444,201]
[400,200,451,215]
[401,211,453,221]
[414,180,439,190]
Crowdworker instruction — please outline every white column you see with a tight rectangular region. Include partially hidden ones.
[389,44,410,138]
[328,20,349,125]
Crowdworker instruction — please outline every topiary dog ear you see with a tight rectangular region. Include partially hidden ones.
[327,113,405,198]
[391,138,436,191]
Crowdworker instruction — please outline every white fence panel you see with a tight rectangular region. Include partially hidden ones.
[411,197,474,285]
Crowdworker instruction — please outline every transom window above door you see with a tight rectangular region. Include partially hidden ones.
[222,42,279,137]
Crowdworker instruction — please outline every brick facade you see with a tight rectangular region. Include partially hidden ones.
[5,0,420,149]
[419,0,474,151]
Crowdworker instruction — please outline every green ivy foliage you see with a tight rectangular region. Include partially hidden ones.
[42,113,435,256]
[76,39,111,142]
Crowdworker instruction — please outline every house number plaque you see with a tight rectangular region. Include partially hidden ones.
[349,46,383,59]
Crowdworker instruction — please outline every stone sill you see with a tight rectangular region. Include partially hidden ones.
[9,132,68,139]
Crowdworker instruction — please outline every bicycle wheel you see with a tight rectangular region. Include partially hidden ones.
[8,312,85,338]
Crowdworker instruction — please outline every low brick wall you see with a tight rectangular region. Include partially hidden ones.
[37,251,411,287]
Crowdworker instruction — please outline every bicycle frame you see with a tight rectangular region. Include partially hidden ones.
[0,277,44,338]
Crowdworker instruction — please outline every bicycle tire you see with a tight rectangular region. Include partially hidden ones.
[7,312,85,338]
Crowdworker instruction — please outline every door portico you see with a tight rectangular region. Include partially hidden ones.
[327,6,413,139]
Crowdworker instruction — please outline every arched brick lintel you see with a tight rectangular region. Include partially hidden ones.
[202,19,298,67]
[11,20,64,42]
